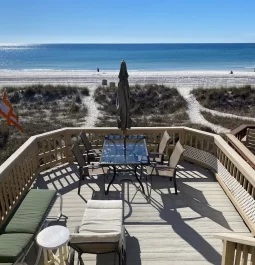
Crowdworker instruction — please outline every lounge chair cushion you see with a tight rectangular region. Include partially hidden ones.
[2,189,57,234]
[0,233,33,262]
[77,200,122,243]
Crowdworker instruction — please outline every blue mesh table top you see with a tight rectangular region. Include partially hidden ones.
[100,135,149,166]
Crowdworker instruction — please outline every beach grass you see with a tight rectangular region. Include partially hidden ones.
[0,85,89,164]
[4,84,90,97]
[95,108,190,127]
[192,85,255,116]
[94,84,188,127]
[94,84,187,116]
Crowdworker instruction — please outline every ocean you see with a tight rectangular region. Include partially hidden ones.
[0,43,255,71]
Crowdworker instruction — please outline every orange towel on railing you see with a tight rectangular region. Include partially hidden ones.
[0,90,24,132]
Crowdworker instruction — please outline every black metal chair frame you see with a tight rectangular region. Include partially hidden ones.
[71,142,106,194]
[79,132,101,164]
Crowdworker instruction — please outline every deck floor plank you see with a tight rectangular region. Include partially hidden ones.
[31,161,252,265]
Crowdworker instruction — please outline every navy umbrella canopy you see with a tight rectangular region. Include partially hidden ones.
[117,60,132,131]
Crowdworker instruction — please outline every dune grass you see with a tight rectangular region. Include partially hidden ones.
[94,84,187,116]
[192,85,255,117]
[0,85,90,164]
[96,109,190,127]
[94,84,188,127]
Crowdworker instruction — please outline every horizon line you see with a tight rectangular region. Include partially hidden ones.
[1,42,255,46]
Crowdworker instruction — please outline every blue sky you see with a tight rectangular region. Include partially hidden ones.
[1,0,255,43]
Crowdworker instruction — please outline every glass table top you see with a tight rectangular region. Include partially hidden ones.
[100,135,149,166]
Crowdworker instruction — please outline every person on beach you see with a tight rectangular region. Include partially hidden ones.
[97,67,99,72]
[230,70,233,74]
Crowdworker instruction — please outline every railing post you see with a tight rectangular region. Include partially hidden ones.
[221,240,236,265]
[179,128,185,145]
[32,138,39,175]
[65,129,73,163]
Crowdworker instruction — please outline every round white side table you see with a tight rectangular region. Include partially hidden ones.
[36,225,70,265]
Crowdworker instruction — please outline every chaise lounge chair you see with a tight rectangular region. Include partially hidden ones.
[69,200,126,265]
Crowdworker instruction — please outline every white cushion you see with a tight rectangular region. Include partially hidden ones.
[70,232,120,243]
[87,199,122,209]
[74,200,123,243]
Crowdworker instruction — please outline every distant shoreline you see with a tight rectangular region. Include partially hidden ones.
[0,69,254,72]
[1,43,255,73]
[0,70,255,90]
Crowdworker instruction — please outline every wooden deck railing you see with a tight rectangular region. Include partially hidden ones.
[227,125,255,169]
[215,233,255,264]
[0,126,255,238]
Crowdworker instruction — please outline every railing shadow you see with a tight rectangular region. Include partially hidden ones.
[123,161,229,264]
[33,161,230,264]
[33,163,106,200]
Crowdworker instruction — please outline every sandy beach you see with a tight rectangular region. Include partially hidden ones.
[0,70,255,89]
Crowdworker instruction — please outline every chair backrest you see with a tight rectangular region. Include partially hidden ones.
[169,141,185,168]
[71,142,86,167]
[79,131,92,151]
[158,130,170,153]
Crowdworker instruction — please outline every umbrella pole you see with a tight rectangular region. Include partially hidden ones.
[123,129,127,158]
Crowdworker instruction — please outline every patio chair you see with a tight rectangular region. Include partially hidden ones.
[69,200,126,265]
[79,131,101,164]
[149,130,170,164]
[147,141,184,194]
[71,142,106,195]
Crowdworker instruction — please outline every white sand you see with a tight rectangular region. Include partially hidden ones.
[1,70,255,131]
[0,70,255,88]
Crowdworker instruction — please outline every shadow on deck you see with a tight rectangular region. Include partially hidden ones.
[33,161,251,265]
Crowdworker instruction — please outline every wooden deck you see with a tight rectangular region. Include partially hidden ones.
[33,161,252,265]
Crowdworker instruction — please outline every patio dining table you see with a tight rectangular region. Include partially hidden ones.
[99,135,150,194]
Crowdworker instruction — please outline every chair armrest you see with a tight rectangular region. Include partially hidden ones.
[87,163,102,169]
[149,152,165,157]
[147,141,158,144]
[151,164,176,170]
[81,164,101,170]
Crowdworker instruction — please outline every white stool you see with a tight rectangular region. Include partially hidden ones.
[36,225,70,265]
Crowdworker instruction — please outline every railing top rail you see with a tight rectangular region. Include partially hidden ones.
[214,135,255,187]
[0,136,37,180]
[229,124,255,136]
[214,233,255,246]
[226,133,255,169]
[66,126,185,132]
[0,126,253,185]
[183,127,216,138]
[13,126,216,140]
[32,128,68,139]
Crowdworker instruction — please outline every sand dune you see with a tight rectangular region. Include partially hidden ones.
[1,70,255,131]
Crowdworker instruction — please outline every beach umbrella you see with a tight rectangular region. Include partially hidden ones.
[117,60,132,132]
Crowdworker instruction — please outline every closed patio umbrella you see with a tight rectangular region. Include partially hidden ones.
[117,60,132,132]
